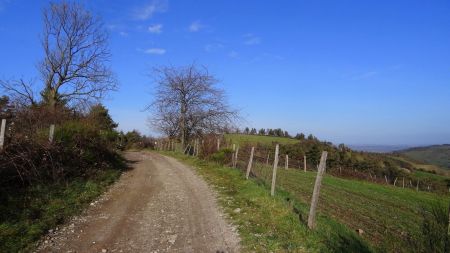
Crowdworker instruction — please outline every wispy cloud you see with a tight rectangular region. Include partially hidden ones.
[144,48,166,55]
[148,24,163,33]
[106,24,129,37]
[228,50,239,59]
[133,0,168,20]
[351,71,378,80]
[189,21,204,32]
[243,33,261,45]
[204,43,224,52]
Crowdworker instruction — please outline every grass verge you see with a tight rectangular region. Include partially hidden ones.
[0,155,127,253]
[163,151,374,253]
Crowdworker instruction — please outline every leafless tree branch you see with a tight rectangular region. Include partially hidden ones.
[146,64,240,147]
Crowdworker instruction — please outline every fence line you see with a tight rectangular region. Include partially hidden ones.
[154,136,436,193]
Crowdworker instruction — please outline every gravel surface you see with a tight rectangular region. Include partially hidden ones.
[36,151,240,253]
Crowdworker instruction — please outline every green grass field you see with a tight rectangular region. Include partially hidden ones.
[225,134,299,146]
[245,161,449,252]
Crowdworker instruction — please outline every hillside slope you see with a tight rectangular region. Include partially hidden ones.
[397,144,450,170]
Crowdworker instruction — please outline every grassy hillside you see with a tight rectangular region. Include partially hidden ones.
[397,144,450,170]
[389,155,449,176]
[247,162,448,252]
[225,133,299,146]
[221,134,450,251]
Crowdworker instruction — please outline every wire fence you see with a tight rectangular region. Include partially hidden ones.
[155,136,440,194]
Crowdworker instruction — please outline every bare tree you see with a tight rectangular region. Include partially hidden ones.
[0,1,116,108]
[1,1,116,110]
[39,1,116,109]
[147,64,238,147]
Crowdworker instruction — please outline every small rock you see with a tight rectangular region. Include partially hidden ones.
[48,229,54,233]
[101,249,107,253]
[356,229,364,235]
[233,208,241,213]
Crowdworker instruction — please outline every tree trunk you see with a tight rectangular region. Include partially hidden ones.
[180,103,186,148]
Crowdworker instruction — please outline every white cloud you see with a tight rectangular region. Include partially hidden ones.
[148,24,163,33]
[144,48,166,55]
[133,0,168,20]
[243,34,261,45]
[189,21,204,32]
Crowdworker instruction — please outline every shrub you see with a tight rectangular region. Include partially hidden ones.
[209,148,234,165]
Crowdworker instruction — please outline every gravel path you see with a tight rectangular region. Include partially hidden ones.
[37,151,240,253]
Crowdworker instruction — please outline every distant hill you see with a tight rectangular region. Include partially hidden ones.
[349,145,411,153]
[396,144,450,170]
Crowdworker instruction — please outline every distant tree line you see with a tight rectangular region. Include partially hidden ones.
[236,127,320,141]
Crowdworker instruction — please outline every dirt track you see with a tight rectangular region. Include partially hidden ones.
[37,151,240,253]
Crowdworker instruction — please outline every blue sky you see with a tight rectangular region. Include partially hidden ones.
[1,0,450,146]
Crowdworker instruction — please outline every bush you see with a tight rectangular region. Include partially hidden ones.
[209,148,234,164]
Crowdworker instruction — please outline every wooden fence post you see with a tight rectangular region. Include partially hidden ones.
[307,151,328,229]
[188,145,193,156]
[217,138,220,151]
[416,180,419,191]
[304,155,307,172]
[285,155,289,170]
[194,139,197,156]
[394,177,398,186]
[232,144,236,167]
[402,177,405,188]
[196,139,200,156]
[0,119,5,150]
[49,124,55,143]
[266,152,270,166]
[447,202,450,236]
[385,175,388,184]
[246,147,255,179]
[234,146,239,168]
[270,144,280,196]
